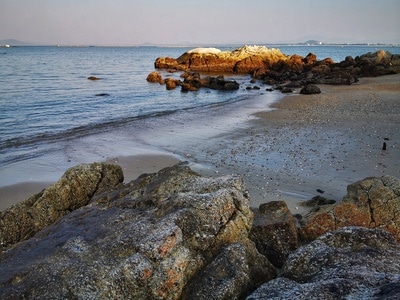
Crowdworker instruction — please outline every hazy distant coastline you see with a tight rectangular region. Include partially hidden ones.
[1,38,400,48]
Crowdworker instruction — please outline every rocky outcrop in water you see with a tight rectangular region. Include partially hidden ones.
[247,226,400,299]
[146,71,163,83]
[153,45,400,88]
[155,46,287,74]
[147,71,239,92]
[300,175,400,242]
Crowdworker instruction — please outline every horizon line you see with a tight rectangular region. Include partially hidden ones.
[2,40,400,48]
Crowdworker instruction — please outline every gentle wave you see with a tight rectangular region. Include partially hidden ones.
[1,45,399,169]
[0,91,255,166]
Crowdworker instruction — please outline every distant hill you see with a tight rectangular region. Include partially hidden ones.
[0,39,32,46]
[297,40,325,45]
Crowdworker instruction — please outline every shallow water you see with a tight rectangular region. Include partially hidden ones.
[1,44,399,188]
[0,46,252,166]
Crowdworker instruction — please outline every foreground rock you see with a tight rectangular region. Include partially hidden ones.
[250,201,299,268]
[2,164,399,299]
[154,45,400,87]
[248,226,400,299]
[0,163,123,250]
[182,240,274,300]
[300,176,400,242]
[0,163,275,299]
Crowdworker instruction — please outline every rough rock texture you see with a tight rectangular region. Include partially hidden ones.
[181,240,276,300]
[260,49,400,84]
[154,45,400,88]
[147,71,239,92]
[300,176,400,242]
[155,45,288,74]
[300,84,321,94]
[0,163,276,299]
[146,71,163,83]
[247,226,400,300]
[249,201,299,268]
[165,77,179,90]
[300,195,336,208]
[3,163,400,299]
[0,163,123,250]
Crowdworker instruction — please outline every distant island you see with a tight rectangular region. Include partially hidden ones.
[297,40,324,45]
[0,39,32,47]
[1,38,399,48]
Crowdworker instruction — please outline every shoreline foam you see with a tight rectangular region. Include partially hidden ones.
[0,90,281,211]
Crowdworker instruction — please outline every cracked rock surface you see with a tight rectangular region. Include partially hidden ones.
[0,163,275,299]
[248,226,400,300]
[0,163,124,250]
[1,163,399,299]
[300,175,400,242]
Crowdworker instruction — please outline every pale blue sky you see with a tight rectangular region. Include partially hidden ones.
[1,0,399,45]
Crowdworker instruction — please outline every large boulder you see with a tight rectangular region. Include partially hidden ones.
[303,52,317,65]
[178,72,239,92]
[233,55,269,74]
[155,45,288,74]
[164,77,181,90]
[201,75,240,90]
[247,226,400,299]
[250,201,299,268]
[154,46,399,89]
[300,176,400,242]
[154,57,181,70]
[355,50,400,77]
[182,240,276,300]
[300,84,321,94]
[146,71,163,83]
[0,163,275,299]
[0,163,123,250]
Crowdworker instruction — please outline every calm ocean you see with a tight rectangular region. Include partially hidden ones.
[1,44,399,177]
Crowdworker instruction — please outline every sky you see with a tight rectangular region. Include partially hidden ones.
[1,0,399,45]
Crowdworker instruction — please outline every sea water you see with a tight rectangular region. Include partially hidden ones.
[1,44,399,185]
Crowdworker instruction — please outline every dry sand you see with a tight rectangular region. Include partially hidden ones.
[1,74,399,213]
[203,74,400,212]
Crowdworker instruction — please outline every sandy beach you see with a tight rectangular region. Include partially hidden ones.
[1,74,399,213]
[217,74,400,212]
[145,73,400,213]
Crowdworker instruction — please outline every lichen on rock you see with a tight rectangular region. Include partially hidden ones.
[248,226,400,300]
[0,162,274,299]
[300,175,400,242]
[1,162,399,299]
[0,162,123,250]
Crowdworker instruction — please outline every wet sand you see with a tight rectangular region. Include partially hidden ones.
[213,74,400,212]
[1,74,399,213]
